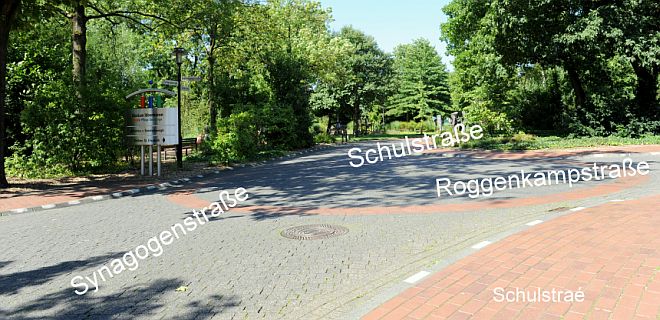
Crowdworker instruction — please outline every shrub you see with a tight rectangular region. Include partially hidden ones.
[314,133,335,144]
[8,80,129,177]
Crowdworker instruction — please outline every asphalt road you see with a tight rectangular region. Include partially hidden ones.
[1,141,658,319]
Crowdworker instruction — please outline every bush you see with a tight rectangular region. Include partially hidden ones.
[314,133,336,144]
[8,80,129,177]
[386,120,436,133]
[211,103,304,163]
[463,104,513,135]
[213,111,259,163]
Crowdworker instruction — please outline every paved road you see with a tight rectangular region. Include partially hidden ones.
[0,142,658,319]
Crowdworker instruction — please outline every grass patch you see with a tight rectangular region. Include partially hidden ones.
[460,133,660,151]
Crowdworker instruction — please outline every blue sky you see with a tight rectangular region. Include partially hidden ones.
[318,0,454,69]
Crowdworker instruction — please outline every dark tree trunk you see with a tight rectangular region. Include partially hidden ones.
[208,56,216,129]
[631,60,659,119]
[352,87,361,136]
[72,3,86,92]
[565,65,590,125]
[566,66,586,109]
[326,112,333,134]
[0,0,21,188]
[207,24,217,132]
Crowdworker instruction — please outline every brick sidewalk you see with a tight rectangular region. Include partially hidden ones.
[363,194,660,320]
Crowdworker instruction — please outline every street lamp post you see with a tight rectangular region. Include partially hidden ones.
[173,47,186,169]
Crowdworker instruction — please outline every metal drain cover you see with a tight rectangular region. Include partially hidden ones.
[281,224,348,240]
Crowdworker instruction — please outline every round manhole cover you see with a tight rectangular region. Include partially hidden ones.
[281,224,349,240]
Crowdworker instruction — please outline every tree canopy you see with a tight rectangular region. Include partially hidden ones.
[0,0,657,186]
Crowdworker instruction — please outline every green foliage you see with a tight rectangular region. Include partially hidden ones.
[211,103,300,163]
[311,27,391,136]
[314,133,335,144]
[441,0,659,137]
[386,121,435,133]
[461,133,660,151]
[462,104,513,135]
[9,79,129,177]
[213,111,259,163]
[387,39,450,122]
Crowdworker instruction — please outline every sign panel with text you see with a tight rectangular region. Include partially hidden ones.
[127,108,179,145]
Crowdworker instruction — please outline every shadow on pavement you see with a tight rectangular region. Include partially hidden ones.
[0,253,124,296]
[0,277,241,319]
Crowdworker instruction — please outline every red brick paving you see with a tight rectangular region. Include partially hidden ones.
[362,194,660,320]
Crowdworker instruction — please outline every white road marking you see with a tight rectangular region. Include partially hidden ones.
[41,204,56,209]
[609,199,625,202]
[526,220,543,226]
[91,196,104,201]
[68,200,81,205]
[403,271,431,284]
[471,241,492,249]
[112,192,123,198]
[11,208,28,213]
[570,207,586,212]
[651,152,660,155]
[594,154,605,158]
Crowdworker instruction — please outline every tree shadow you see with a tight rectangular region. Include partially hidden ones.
[0,252,124,296]
[0,261,13,270]
[0,277,241,320]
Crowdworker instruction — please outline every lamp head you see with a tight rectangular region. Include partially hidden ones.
[173,47,186,65]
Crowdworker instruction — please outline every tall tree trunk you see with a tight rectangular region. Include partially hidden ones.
[566,66,586,108]
[352,86,361,136]
[565,65,590,125]
[208,55,217,132]
[0,0,21,188]
[631,60,659,119]
[72,3,86,92]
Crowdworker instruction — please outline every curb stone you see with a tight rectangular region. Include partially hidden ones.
[0,144,336,217]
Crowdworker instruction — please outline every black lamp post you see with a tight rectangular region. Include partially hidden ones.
[173,47,186,169]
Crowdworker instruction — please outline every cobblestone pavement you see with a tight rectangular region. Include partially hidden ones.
[0,142,658,319]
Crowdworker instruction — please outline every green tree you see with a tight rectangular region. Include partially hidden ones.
[314,26,390,136]
[387,38,450,125]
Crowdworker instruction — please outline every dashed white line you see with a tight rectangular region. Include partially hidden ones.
[41,204,56,209]
[68,200,81,205]
[11,208,28,213]
[570,207,586,212]
[91,196,104,201]
[403,271,430,284]
[471,241,492,249]
[609,199,625,202]
[526,220,544,226]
